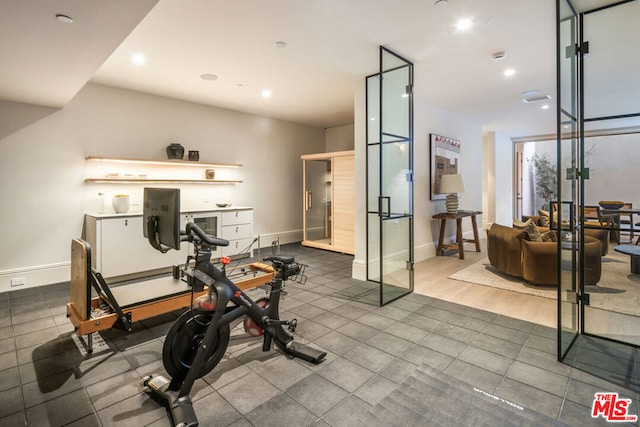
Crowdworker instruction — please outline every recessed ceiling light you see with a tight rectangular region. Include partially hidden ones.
[261,89,272,98]
[435,0,447,5]
[503,68,515,77]
[200,73,218,81]
[541,104,550,110]
[56,14,73,24]
[456,18,473,31]
[131,53,146,65]
[237,83,244,87]
[273,41,287,48]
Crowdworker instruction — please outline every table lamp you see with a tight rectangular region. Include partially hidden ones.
[439,174,464,213]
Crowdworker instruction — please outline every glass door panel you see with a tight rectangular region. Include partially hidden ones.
[557,0,580,360]
[303,159,331,244]
[382,217,411,302]
[582,132,640,346]
[380,47,413,305]
[367,141,381,281]
[580,1,640,347]
[583,1,640,121]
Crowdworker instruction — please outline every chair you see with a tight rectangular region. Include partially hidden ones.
[583,206,600,222]
[619,202,633,241]
[583,205,620,245]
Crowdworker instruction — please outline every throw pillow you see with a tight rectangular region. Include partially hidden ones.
[538,209,551,227]
[541,230,557,242]
[513,218,543,242]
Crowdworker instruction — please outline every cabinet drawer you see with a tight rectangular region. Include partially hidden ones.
[221,223,251,240]
[222,210,252,225]
[221,237,255,257]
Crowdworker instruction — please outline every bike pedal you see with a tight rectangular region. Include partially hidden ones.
[288,318,298,332]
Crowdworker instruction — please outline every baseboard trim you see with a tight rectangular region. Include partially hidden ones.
[0,262,70,292]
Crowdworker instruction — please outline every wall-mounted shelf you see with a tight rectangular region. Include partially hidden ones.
[84,156,243,184]
[85,156,242,168]
[85,178,242,184]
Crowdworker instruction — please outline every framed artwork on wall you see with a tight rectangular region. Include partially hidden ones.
[430,133,461,200]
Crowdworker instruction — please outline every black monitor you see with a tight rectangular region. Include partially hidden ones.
[143,188,180,252]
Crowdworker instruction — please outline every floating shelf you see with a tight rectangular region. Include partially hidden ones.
[85,156,242,168]
[84,178,242,184]
[84,155,243,185]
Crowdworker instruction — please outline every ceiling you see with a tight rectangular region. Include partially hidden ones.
[0,0,633,139]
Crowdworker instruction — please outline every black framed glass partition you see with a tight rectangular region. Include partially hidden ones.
[557,0,640,361]
[366,46,414,306]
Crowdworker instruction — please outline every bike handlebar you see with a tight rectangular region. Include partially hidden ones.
[186,222,229,247]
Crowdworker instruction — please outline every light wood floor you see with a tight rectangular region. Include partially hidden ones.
[413,239,557,328]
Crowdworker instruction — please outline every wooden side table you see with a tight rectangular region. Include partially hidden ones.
[432,210,482,259]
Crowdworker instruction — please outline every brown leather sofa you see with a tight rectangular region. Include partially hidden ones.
[486,223,602,286]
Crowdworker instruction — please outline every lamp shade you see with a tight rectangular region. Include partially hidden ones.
[439,174,465,194]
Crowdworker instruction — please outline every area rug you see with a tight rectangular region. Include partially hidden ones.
[449,252,640,317]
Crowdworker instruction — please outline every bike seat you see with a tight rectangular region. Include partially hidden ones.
[263,255,294,265]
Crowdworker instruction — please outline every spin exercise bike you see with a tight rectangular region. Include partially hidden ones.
[141,188,326,427]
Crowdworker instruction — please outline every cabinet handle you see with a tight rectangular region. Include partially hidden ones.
[235,242,238,248]
[125,219,128,226]
[235,226,239,233]
[235,212,238,217]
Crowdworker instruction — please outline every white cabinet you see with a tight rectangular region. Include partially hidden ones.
[220,209,254,257]
[84,215,187,279]
[84,207,253,279]
[181,212,222,258]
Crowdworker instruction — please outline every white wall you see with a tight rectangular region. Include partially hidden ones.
[414,99,483,261]
[352,84,483,279]
[482,132,496,229]
[519,133,640,217]
[493,131,515,226]
[0,83,325,291]
[325,124,354,152]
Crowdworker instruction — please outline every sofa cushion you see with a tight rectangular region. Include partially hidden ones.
[538,209,551,227]
[513,218,543,242]
[541,230,557,242]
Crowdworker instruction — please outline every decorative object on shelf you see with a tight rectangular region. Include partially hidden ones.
[205,168,215,179]
[430,133,461,200]
[166,143,185,159]
[112,194,130,213]
[188,150,200,161]
[216,202,232,208]
[439,174,465,213]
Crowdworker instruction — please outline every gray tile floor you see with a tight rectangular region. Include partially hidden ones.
[1,244,639,426]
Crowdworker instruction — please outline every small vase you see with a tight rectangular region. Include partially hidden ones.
[166,143,185,160]
[188,150,200,161]
[112,195,130,213]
